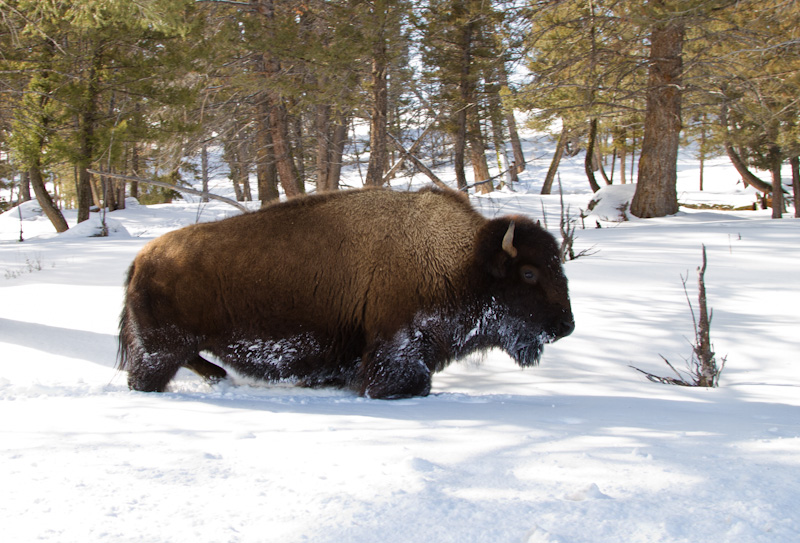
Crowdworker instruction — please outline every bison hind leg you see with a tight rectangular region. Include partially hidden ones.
[126,351,185,392]
[123,331,200,393]
[184,354,228,384]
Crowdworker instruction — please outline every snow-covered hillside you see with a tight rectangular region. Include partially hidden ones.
[2,142,799,543]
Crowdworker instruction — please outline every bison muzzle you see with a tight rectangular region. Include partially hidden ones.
[118,187,574,399]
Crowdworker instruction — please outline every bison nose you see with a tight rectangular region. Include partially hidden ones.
[558,317,575,338]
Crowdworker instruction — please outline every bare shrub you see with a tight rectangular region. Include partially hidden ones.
[632,245,726,387]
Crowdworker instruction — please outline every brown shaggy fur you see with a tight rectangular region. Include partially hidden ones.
[119,187,574,398]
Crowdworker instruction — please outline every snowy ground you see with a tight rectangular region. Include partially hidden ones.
[2,139,799,542]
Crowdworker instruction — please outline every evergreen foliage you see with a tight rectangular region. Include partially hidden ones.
[1,0,797,229]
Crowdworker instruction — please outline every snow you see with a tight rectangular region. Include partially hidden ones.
[2,140,800,542]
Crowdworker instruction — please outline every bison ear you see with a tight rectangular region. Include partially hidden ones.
[486,220,517,279]
[487,251,511,279]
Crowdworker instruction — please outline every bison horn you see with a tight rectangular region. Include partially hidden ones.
[502,221,518,258]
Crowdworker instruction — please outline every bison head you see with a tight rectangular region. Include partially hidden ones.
[474,216,574,367]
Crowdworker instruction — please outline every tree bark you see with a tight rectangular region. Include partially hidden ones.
[725,144,774,194]
[76,105,96,223]
[201,144,210,203]
[76,47,102,223]
[768,143,783,219]
[315,104,332,191]
[454,106,469,190]
[255,96,279,206]
[453,0,473,191]
[618,128,627,184]
[585,118,601,193]
[223,136,245,201]
[498,65,525,173]
[542,123,568,195]
[720,102,774,194]
[631,15,684,218]
[269,99,303,197]
[20,171,32,202]
[469,110,492,194]
[314,106,348,192]
[791,156,799,218]
[130,143,139,198]
[327,112,348,191]
[29,162,69,233]
[365,30,389,187]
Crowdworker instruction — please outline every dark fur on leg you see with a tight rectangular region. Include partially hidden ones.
[184,355,228,384]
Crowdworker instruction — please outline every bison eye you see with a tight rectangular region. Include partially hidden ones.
[520,265,539,285]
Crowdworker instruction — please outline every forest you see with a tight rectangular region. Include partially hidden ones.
[3,3,800,541]
[1,0,799,227]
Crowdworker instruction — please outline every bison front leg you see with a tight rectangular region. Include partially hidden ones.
[361,333,433,399]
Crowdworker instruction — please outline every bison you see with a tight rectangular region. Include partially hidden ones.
[118,186,574,399]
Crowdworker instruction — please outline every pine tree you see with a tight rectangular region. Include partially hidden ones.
[516,0,644,194]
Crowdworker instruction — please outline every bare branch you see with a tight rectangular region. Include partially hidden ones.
[86,170,250,213]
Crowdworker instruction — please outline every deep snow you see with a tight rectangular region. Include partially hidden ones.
[2,137,799,543]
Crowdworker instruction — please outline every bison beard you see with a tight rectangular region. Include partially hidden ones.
[118,187,574,399]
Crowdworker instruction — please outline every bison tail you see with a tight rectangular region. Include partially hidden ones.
[117,308,133,372]
[117,263,136,372]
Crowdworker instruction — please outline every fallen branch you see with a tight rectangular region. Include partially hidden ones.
[383,115,442,184]
[460,168,511,193]
[385,132,449,190]
[87,170,250,213]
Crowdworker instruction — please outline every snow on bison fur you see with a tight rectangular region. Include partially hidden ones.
[118,186,574,399]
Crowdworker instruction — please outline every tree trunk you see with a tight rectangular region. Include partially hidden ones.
[768,143,783,219]
[720,102,773,194]
[487,92,517,187]
[618,128,627,184]
[699,117,707,191]
[453,0,474,191]
[130,143,139,198]
[292,108,304,183]
[454,106,468,190]
[365,35,389,187]
[596,145,611,185]
[77,118,96,223]
[469,111,492,194]
[223,137,245,201]
[631,15,684,218]
[255,97,279,206]
[327,112,348,191]
[315,104,332,191]
[76,49,102,223]
[269,99,303,197]
[699,153,705,192]
[20,171,32,202]
[724,145,774,194]
[542,123,568,195]
[585,118,601,193]
[29,161,69,233]
[201,143,210,203]
[791,156,799,218]
[498,64,525,173]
